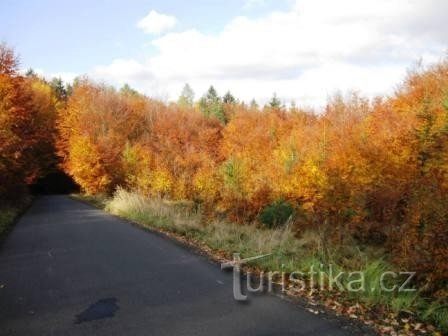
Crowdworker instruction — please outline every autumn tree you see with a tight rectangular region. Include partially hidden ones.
[0,44,60,202]
[2,40,448,297]
[59,80,151,194]
[388,61,448,289]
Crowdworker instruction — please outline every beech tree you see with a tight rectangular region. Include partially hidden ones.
[0,44,60,201]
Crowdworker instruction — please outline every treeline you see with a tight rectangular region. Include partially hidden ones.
[1,44,448,296]
[60,62,448,294]
[0,44,64,204]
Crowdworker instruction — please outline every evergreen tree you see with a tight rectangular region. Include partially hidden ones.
[268,92,281,109]
[290,100,298,113]
[66,83,73,98]
[50,77,68,101]
[25,68,37,77]
[178,83,195,107]
[120,83,139,96]
[199,86,226,123]
[249,98,259,110]
[223,91,236,104]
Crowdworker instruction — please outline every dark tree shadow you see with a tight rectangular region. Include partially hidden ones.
[30,170,80,195]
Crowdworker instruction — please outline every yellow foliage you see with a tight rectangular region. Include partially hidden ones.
[151,170,173,195]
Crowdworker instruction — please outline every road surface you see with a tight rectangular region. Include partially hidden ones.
[0,196,372,335]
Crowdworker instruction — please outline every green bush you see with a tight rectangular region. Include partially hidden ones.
[259,200,294,228]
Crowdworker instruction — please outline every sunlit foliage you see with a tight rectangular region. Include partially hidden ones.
[1,42,447,296]
[59,60,448,294]
[0,44,60,202]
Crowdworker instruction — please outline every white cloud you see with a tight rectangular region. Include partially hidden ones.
[94,0,448,109]
[137,10,177,34]
[50,71,79,83]
[93,59,153,81]
[20,68,78,84]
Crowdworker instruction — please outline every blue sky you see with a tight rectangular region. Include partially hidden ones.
[1,0,447,108]
[1,0,289,73]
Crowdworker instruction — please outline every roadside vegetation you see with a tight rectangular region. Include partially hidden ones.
[2,42,448,334]
[0,207,18,236]
[0,197,31,238]
[78,189,447,335]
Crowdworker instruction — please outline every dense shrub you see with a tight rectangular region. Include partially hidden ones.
[259,200,294,228]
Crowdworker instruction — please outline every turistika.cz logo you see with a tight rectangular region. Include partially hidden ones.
[221,253,416,301]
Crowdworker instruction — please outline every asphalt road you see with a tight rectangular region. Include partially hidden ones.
[0,196,372,336]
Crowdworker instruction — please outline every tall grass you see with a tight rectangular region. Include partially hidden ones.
[106,187,297,260]
[106,188,203,234]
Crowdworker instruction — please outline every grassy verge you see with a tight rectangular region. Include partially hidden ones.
[0,207,19,236]
[73,193,109,209]
[76,188,446,335]
[0,197,31,240]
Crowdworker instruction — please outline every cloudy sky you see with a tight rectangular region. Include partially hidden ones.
[1,0,447,108]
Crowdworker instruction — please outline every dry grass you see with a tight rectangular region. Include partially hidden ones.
[106,187,202,233]
[105,188,299,266]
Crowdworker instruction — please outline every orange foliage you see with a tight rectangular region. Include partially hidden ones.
[2,41,447,293]
[0,44,59,202]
